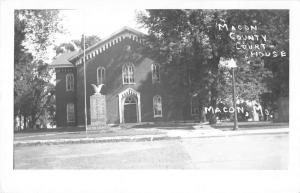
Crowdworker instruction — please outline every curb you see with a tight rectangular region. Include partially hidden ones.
[14,134,180,147]
[14,128,288,147]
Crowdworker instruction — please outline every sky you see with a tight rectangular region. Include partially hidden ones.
[47,8,147,61]
[54,8,147,45]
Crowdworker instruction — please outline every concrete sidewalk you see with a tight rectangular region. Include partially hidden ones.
[14,126,289,147]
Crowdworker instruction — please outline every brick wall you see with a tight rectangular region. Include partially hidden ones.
[56,38,195,126]
[55,67,77,127]
[76,38,168,124]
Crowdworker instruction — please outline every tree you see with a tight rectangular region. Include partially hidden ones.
[79,35,101,50]
[137,9,288,123]
[219,10,289,117]
[14,10,63,130]
[54,35,101,55]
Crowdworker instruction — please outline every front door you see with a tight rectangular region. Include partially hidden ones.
[124,96,137,123]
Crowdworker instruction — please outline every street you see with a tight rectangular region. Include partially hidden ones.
[13,133,288,169]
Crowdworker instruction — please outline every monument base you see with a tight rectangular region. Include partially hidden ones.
[89,93,107,130]
[88,120,108,131]
[87,124,108,131]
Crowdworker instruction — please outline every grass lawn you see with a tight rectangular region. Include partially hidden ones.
[14,122,197,141]
[14,121,288,141]
[14,128,166,141]
[211,121,289,131]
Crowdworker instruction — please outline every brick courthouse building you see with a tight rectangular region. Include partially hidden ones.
[51,27,200,127]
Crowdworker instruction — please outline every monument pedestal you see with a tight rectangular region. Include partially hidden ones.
[88,94,107,130]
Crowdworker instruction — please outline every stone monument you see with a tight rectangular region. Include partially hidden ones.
[88,84,107,130]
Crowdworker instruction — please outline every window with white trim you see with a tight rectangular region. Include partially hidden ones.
[153,95,162,117]
[122,63,135,84]
[191,96,200,115]
[67,103,75,122]
[66,73,74,91]
[151,63,160,83]
[97,66,105,85]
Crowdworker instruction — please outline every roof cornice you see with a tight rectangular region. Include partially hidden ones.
[69,26,146,65]
[50,64,76,68]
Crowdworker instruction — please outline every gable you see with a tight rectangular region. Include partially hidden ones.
[70,26,145,66]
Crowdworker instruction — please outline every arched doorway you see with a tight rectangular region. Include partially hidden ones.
[118,88,141,124]
[124,96,137,123]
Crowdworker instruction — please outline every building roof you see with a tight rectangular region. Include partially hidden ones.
[69,26,146,63]
[50,51,79,68]
[51,26,145,68]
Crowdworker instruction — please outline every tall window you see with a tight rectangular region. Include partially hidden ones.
[153,95,162,117]
[152,63,160,83]
[67,103,75,122]
[122,63,135,84]
[66,73,74,91]
[97,66,105,85]
[191,96,200,115]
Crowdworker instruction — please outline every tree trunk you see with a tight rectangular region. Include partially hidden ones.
[208,56,220,124]
[200,106,207,123]
[23,115,27,130]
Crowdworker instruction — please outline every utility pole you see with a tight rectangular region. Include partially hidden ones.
[219,58,238,131]
[232,67,238,130]
[81,9,88,134]
[83,33,88,133]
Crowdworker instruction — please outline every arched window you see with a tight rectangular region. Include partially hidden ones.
[153,95,162,117]
[122,63,135,84]
[97,66,105,85]
[67,103,75,122]
[66,73,74,91]
[152,63,160,83]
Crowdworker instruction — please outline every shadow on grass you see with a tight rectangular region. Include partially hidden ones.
[120,122,197,130]
[15,121,289,134]
[211,121,289,130]
[14,126,86,134]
